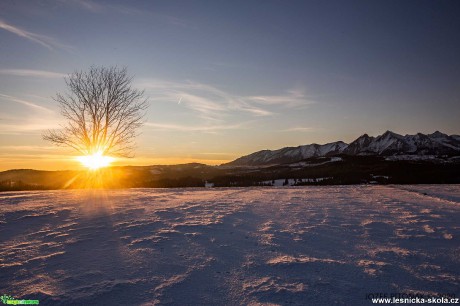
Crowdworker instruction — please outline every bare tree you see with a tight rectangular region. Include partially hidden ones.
[43,66,148,157]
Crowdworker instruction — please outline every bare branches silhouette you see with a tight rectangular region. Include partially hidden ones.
[43,66,147,157]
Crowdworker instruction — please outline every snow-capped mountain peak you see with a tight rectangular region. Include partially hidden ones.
[226,131,460,166]
[227,141,347,166]
[429,131,448,139]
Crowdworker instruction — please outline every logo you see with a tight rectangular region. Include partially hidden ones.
[1,294,39,305]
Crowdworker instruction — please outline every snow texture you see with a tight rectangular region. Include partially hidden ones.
[1,186,459,305]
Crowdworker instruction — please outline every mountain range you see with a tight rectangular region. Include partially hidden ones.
[226,131,460,166]
[2,130,460,190]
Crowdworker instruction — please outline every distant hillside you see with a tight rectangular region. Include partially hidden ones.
[0,164,219,191]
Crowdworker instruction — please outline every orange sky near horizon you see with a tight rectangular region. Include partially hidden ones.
[0,151,234,171]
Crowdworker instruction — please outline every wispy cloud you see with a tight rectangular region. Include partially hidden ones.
[66,0,144,15]
[0,145,59,152]
[65,0,191,27]
[0,93,55,113]
[0,19,70,51]
[247,89,314,108]
[0,69,66,79]
[144,122,247,132]
[140,79,236,121]
[282,126,316,132]
[0,120,61,135]
[68,0,105,13]
[0,107,61,135]
[138,79,312,120]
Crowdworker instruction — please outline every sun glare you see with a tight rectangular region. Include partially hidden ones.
[77,151,114,170]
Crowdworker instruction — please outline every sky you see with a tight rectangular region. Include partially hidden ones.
[1,0,459,170]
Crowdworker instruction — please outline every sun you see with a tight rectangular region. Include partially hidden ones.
[77,151,115,170]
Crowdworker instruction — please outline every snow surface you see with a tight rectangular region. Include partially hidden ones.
[1,186,459,305]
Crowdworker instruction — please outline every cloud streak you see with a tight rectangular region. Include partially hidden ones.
[0,93,55,113]
[67,0,144,15]
[138,79,313,121]
[144,122,247,132]
[0,19,70,51]
[0,69,66,78]
[247,89,313,108]
[0,145,60,153]
[0,92,59,135]
[282,127,316,132]
[66,0,190,27]
[0,120,61,135]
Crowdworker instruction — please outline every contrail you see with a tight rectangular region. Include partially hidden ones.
[178,96,182,104]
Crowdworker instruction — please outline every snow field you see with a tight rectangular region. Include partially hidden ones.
[0,185,459,305]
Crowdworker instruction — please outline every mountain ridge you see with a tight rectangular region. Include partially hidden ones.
[226,131,460,166]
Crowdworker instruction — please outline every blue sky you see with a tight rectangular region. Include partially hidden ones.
[1,0,459,170]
